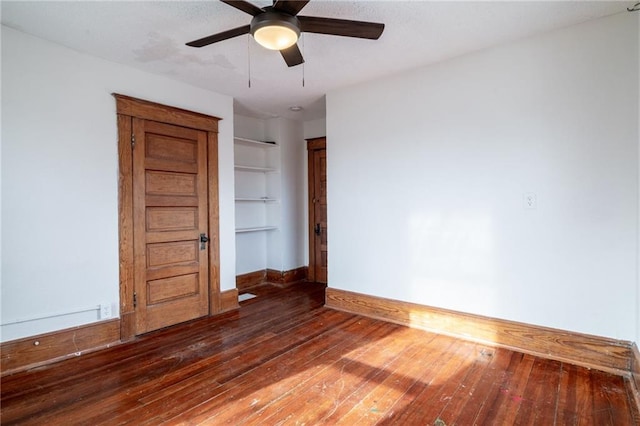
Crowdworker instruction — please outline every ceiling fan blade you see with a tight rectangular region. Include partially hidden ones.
[220,0,264,16]
[186,25,250,47]
[298,16,384,40]
[280,43,304,67]
[272,0,310,16]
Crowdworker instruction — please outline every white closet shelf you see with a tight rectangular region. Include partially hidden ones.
[234,165,278,173]
[236,226,278,233]
[235,197,278,202]
[234,137,278,147]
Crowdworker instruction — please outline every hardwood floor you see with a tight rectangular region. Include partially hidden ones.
[1,283,638,425]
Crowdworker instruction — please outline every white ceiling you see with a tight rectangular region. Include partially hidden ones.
[1,1,632,121]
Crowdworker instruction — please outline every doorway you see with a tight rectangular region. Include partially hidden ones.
[115,95,221,339]
[307,137,327,283]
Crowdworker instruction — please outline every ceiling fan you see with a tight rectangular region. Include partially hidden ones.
[186,0,385,67]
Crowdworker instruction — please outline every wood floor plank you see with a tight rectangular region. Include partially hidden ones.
[141,313,375,424]
[317,331,441,424]
[1,282,637,426]
[556,362,594,425]
[161,317,403,425]
[512,357,563,425]
[472,352,536,424]
[361,338,467,424]
[334,334,461,425]
[1,284,329,424]
[180,319,411,424]
[444,346,516,424]
[256,327,435,425]
[131,314,371,425]
[426,346,500,424]
[622,377,640,425]
[377,339,479,425]
[1,283,325,401]
[25,308,354,425]
[590,369,632,426]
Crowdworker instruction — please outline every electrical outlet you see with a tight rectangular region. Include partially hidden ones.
[100,303,112,320]
[523,192,537,209]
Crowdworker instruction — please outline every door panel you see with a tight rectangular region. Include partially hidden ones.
[146,134,198,163]
[146,207,198,232]
[146,241,198,267]
[145,171,198,195]
[133,118,210,334]
[147,274,199,304]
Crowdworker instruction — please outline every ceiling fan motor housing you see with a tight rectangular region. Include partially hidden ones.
[250,10,301,50]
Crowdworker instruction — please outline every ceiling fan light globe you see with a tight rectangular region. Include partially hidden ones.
[253,26,298,50]
[250,11,301,51]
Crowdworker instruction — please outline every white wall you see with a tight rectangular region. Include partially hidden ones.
[303,118,326,140]
[327,12,639,341]
[266,118,306,272]
[1,26,236,341]
[234,115,267,141]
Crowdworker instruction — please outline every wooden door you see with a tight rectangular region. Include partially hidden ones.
[132,118,210,334]
[133,118,209,334]
[307,137,327,283]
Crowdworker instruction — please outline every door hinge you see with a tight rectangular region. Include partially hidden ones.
[133,292,137,308]
[131,133,136,148]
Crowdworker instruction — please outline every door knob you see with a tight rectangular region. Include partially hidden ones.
[200,233,209,250]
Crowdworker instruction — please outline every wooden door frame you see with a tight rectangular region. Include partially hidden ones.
[115,94,222,341]
[306,137,326,282]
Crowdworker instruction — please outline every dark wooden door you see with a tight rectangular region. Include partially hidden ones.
[307,137,327,283]
[132,118,210,334]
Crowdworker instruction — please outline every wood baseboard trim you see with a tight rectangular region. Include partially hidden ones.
[219,288,239,313]
[236,270,267,291]
[266,267,308,286]
[325,288,633,376]
[1,319,121,376]
[237,267,308,290]
[631,343,640,410]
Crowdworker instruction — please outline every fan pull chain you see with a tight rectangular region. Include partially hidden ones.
[247,35,252,88]
[302,34,305,88]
